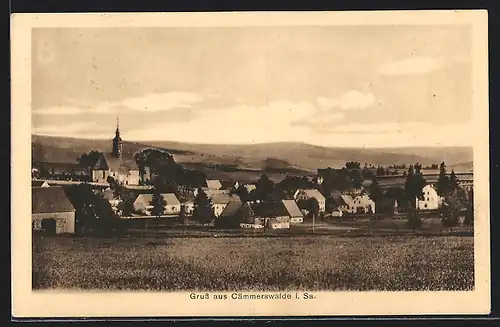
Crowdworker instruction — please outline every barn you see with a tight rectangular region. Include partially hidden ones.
[32,187,76,234]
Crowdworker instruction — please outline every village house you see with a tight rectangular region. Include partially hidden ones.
[281,199,304,223]
[32,186,76,234]
[92,120,141,186]
[206,179,223,190]
[340,194,355,213]
[133,193,181,216]
[352,194,376,214]
[243,183,257,193]
[32,180,50,188]
[211,193,241,217]
[330,190,349,212]
[217,201,290,229]
[293,189,326,212]
[417,184,443,210]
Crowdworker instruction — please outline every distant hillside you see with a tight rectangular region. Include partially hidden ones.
[31,135,473,173]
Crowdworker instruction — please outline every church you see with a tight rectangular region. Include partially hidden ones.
[92,119,140,186]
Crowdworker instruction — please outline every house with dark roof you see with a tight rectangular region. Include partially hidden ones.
[92,120,140,186]
[32,187,76,234]
[211,193,241,217]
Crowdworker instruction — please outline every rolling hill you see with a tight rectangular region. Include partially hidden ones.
[31,135,474,175]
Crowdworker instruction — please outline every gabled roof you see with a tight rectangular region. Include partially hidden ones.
[134,193,180,206]
[219,180,236,190]
[94,153,139,174]
[282,200,303,218]
[219,201,244,218]
[206,179,222,190]
[340,194,354,206]
[32,180,50,187]
[295,189,326,201]
[211,194,241,205]
[32,187,75,213]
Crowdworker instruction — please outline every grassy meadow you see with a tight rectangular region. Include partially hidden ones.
[33,235,474,291]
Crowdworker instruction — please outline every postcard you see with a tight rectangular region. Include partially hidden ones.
[11,10,490,317]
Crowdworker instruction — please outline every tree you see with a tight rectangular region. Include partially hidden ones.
[404,164,426,208]
[463,188,474,227]
[232,184,250,202]
[449,170,459,193]
[436,161,449,196]
[149,189,166,218]
[406,208,422,231]
[345,161,361,169]
[77,150,102,176]
[441,191,462,231]
[193,188,214,225]
[368,176,383,202]
[308,197,320,218]
[351,170,363,189]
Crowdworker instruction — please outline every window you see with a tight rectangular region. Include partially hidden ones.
[424,204,428,208]
[102,171,105,179]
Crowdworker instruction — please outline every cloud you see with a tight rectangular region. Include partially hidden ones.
[379,57,444,75]
[33,102,119,116]
[316,90,376,111]
[124,100,316,144]
[121,92,203,112]
[32,121,110,138]
[316,96,338,108]
[33,92,205,115]
[339,90,376,110]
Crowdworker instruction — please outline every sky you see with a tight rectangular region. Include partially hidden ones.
[31,25,473,147]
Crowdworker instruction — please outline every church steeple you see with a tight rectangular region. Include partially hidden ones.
[112,117,123,158]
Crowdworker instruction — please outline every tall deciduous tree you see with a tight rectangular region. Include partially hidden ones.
[149,189,166,218]
[77,150,102,176]
[440,190,462,231]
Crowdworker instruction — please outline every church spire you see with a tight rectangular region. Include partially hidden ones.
[112,116,123,158]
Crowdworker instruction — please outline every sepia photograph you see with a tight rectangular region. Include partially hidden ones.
[11,10,490,317]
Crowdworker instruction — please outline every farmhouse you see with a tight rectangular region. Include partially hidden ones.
[133,193,181,216]
[92,121,140,186]
[352,194,376,214]
[330,190,349,212]
[417,184,442,210]
[32,180,50,188]
[211,193,241,217]
[340,194,355,213]
[293,189,326,212]
[32,187,76,234]
[206,179,223,190]
[216,202,265,229]
[281,200,304,223]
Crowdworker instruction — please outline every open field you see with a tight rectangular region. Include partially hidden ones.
[33,235,474,291]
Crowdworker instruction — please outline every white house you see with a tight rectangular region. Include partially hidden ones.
[281,199,304,223]
[293,189,326,212]
[352,194,376,214]
[417,184,443,210]
[133,193,181,216]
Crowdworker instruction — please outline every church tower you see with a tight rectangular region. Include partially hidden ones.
[112,117,123,158]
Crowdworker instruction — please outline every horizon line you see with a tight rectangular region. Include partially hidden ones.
[32,133,474,149]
